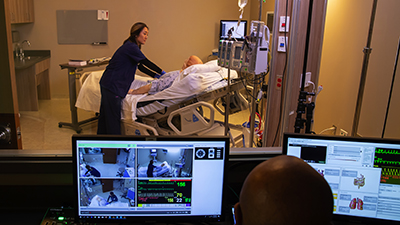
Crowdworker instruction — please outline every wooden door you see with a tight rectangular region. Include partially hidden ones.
[0,0,22,149]
[101,179,114,193]
[102,148,117,164]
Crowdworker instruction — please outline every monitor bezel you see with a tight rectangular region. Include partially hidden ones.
[282,133,400,225]
[219,19,247,41]
[72,134,230,224]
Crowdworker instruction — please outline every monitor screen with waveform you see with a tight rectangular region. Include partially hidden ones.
[283,133,400,225]
[374,147,400,185]
[72,135,229,224]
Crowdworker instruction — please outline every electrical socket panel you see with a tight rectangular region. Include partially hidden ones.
[276,75,283,90]
[279,16,290,32]
[97,10,109,20]
[300,72,312,88]
[277,36,288,52]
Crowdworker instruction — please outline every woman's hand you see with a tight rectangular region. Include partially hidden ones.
[128,83,151,95]
[128,89,138,95]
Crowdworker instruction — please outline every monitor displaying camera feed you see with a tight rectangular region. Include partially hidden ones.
[72,135,229,223]
[220,20,247,40]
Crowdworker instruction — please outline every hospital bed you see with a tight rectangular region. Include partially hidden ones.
[75,60,249,140]
[137,161,175,177]
[89,195,129,208]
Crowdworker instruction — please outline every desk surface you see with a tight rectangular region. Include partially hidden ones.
[14,50,51,70]
[59,60,109,70]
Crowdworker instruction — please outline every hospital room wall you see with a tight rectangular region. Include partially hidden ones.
[11,0,252,98]
[314,0,400,139]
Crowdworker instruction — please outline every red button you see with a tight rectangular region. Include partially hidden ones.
[277,83,282,88]
[277,78,282,82]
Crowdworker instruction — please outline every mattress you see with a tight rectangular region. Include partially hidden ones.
[75,60,238,121]
[134,79,229,117]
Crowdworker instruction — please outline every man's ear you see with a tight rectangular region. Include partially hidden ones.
[234,202,243,225]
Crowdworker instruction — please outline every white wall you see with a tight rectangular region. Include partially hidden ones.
[12,0,252,98]
[358,0,400,139]
[314,0,400,139]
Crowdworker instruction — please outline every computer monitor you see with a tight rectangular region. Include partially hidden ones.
[283,133,400,225]
[72,135,229,223]
[220,20,247,40]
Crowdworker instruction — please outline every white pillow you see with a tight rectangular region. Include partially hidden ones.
[181,59,220,75]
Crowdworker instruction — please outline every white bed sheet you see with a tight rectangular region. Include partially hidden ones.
[75,70,152,113]
[137,161,173,177]
[89,195,129,208]
[75,60,237,121]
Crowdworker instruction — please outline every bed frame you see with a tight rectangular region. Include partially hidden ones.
[121,81,248,145]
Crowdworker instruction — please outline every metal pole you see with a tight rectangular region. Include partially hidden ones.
[249,75,258,147]
[224,68,231,136]
[248,1,263,146]
[351,0,378,136]
[294,0,314,133]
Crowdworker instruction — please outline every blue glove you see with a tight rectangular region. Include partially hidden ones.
[154,71,166,79]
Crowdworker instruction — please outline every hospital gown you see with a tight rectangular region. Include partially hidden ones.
[148,71,180,95]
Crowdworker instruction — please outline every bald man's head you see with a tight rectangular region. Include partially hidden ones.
[235,155,333,225]
[181,55,203,71]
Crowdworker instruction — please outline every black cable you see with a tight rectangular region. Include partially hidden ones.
[240,76,258,101]
[295,0,314,133]
[240,70,269,103]
[382,37,400,138]
[227,185,240,201]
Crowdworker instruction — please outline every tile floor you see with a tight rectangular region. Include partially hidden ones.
[19,98,98,150]
[19,98,250,151]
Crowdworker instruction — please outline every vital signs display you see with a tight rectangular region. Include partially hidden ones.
[283,133,400,225]
[72,135,229,223]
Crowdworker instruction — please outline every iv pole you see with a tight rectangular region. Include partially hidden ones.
[248,0,264,146]
[294,0,315,133]
[226,0,264,146]
[351,0,378,136]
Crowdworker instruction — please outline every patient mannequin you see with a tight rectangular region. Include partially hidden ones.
[128,55,203,95]
[234,155,333,225]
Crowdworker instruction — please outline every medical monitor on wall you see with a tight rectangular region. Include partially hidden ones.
[72,135,229,223]
[283,133,400,225]
[220,20,247,40]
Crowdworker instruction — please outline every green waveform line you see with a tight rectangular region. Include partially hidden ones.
[374,157,400,165]
[375,148,400,155]
[381,168,400,176]
[140,188,174,191]
[138,181,175,185]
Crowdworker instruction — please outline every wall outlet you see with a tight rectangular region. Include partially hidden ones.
[300,72,312,88]
[277,36,288,52]
[340,129,348,136]
[279,16,290,32]
[276,75,283,90]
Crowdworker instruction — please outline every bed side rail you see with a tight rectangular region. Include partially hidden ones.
[121,120,159,136]
[167,101,215,136]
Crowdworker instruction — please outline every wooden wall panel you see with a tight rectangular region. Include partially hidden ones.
[263,0,327,146]
[0,0,22,149]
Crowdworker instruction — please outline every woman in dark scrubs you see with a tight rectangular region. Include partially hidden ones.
[97,22,165,134]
